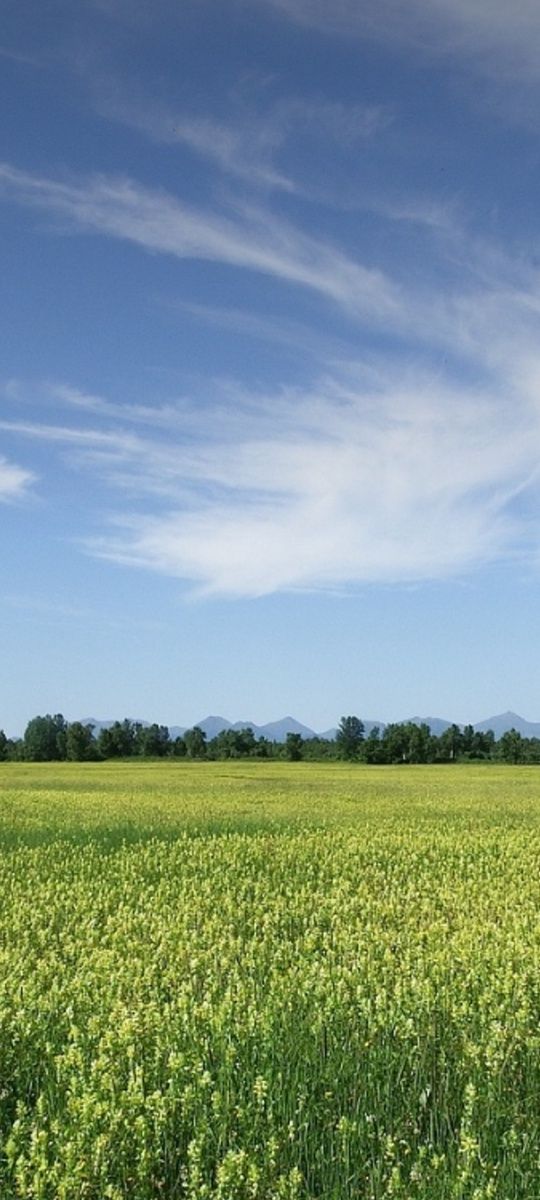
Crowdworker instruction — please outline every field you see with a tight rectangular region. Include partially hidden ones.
[1,762,540,1199]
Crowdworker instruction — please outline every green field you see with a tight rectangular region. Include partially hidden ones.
[2,762,540,1199]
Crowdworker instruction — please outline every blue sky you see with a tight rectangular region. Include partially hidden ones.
[3,0,540,735]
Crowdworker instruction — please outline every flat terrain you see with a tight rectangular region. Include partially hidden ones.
[1,762,540,1198]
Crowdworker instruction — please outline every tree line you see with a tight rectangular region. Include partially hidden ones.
[0,713,537,764]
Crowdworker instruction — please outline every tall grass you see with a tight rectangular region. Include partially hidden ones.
[1,762,540,1197]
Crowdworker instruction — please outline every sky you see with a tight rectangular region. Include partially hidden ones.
[3,0,540,736]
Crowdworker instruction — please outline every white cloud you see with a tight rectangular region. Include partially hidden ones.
[48,383,192,430]
[252,0,540,79]
[170,300,353,363]
[0,162,400,319]
[6,365,540,597]
[4,153,540,597]
[4,161,538,376]
[1,160,527,373]
[0,455,34,502]
[94,95,295,191]
[86,52,390,192]
[85,375,538,596]
[0,418,138,451]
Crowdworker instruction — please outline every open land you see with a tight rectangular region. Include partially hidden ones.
[1,762,540,1198]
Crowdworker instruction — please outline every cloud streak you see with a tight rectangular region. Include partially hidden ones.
[0,455,35,502]
[0,162,400,320]
[252,0,540,79]
[5,157,538,372]
[2,159,536,377]
[94,95,294,191]
[95,88,390,193]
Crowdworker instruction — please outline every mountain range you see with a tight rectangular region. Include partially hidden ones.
[79,710,540,743]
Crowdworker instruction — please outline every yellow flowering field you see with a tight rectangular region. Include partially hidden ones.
[1,762,540,1198]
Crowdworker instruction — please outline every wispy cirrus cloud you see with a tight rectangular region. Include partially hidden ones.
[4,357,540,597]
[94,94,294,191]
[48,383,195,431]
[94,87,390,194]
[0,162,400,319]
[0,455,35,501]
[0,418,184,500]
[251,0,540,79]
[90,372,540,596]
[169,300,356,363]
[89,0,540,73]
[4,148,540,597]
[4,153,540,596]
[1,159,532,370]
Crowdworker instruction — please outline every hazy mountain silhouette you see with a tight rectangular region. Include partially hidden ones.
[79,711,540,743]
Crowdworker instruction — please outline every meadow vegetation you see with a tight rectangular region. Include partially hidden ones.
[1,762,540,1198]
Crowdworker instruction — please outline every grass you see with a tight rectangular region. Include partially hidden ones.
[1,761,540,1197]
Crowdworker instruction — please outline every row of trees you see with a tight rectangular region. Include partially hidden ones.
[0,713,538,765]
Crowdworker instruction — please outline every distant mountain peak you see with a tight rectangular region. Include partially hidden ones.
[75,709,540,745]
[406,716,455,735]
[193,715,232,738]
[473,711,540,738]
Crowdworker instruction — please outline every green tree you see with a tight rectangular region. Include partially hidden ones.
[1,736,22,761]
[470,729,495,759]
[381,723,409,763]
[254,736,271,758]
[184,726,207,759]
[24,714,68,761]
[209,729,236,759]
[302,736,337,761]
[234,727,257,756]
[407,722,433,764]
[66,722,97,762]
[336,716,365,761]
[285,732,303,761]
[499,728,524,764]
[461,724,475,755]
[97,719,137,758]
[438,723,463,762]
[363,726,383,764]
[525,737,540,764]
[135,723,171,757]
